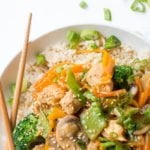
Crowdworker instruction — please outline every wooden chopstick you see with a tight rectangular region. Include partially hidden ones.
[10,13,32,129]
[0,81,14,150]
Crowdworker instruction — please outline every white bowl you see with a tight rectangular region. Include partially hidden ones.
[0,24,150,148]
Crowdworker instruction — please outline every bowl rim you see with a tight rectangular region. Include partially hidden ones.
[1,23,150,78]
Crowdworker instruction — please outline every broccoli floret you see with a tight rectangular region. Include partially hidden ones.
[13,113,45,150]
[113,65,134,90]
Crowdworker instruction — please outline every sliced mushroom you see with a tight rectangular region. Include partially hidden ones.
[56,115,81,150]
[60,90,82,115]
[102,120,127,142]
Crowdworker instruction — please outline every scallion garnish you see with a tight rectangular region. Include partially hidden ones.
[131,0,146,12]
[104,8,112,21]
[79,1,88,9]
[36,54,47,65]
[66,30,80,49]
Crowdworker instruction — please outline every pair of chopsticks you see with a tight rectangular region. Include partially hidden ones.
[0,13,32,150]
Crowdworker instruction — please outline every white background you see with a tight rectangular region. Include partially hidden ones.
[0,0,150,74]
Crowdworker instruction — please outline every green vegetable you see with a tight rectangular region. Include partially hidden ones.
[37,111,50,138]
[66,30,80,49]
[22,78,28,93]
[113,65,134,90]
[13,113,45,150]
[131,58,150,71]
[131,0,146,12]
[80,29,100,41]
[36,54,47,65]
[66,69,86,104]
[118,107,139,133]
[80,102,107,140]
[7,97,13,106]
[10,83,16,94]
[104,35,121,49]
[101,141,115,148]
[104,8,112,21]
[88,42,98,49]
[76,139,86,150]
[79,1,88,9]
[83,90,99,102]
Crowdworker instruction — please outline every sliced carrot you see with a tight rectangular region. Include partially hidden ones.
[139,87,150,107]
[71,64,84,73]
[94,89,127,98]
[34,62,69,92]
[145,133,150,150]
[135,77,143,93]
[48,106,66,120]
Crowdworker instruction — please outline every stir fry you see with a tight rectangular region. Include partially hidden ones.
[11,29,150,150]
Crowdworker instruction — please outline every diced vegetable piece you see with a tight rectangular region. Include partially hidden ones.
[10,83,16,94]
[80,29,100,41]
[80,102,107,140]
[48,106,66,120]
[104,8,112,21]
[22,78,28,93]
[7,97,13,106]
[83,90,99,101]
[104,35,121,49]
[66,69,86,104]
[76,139,86,150]
[66,30,80,48]
[79,1,88,9]
[101,141,115,148]
[131,0,146,13]
[36,54,47,65]
[13,114,45,150]
[37,111,50,138]
[88,42,98,49]
[113,65,134,90]
[118,107,138,133]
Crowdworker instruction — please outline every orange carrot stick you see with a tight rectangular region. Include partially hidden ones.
[94,89,127,98]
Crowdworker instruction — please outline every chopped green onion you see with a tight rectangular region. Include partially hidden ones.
[21,78,28,93]
[66,30,80,49]
[131,0,146,12]
[80,29,100,41]
[88,43,98,49]
[104,35,121,49]
[104,8,112,21]
[55,66,63,74]
[7,97,13,106]
[36,54,47,65]
[79,1,88,9]
[10,83,16,94]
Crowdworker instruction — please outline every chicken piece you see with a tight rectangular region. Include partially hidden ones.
[60,91,82,115]
[87,141,100,150]
[44,133,63,150]
[102,120,127,142]
[86,63,103,86]
[86,63,113,92]
[36,84,65,106]
[56,115,81,150]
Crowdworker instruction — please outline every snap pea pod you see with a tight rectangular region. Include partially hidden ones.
[80,102,107,140]
[66,69,86,104]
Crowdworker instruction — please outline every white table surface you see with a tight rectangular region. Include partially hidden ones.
[0,0,150,75]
